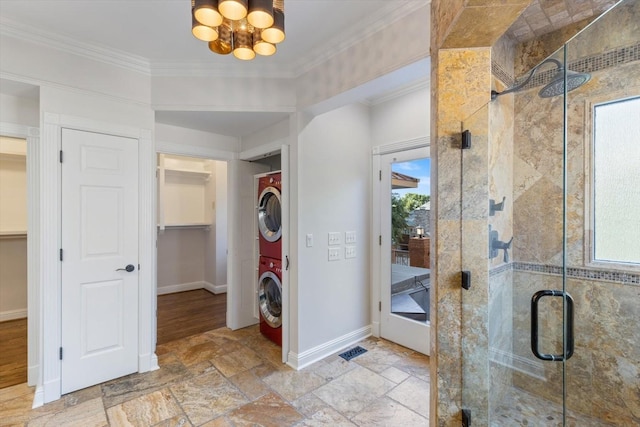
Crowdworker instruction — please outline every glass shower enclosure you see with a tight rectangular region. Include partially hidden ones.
[461,0,640,425]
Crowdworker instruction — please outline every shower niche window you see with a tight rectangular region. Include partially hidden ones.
[591,96,640,265]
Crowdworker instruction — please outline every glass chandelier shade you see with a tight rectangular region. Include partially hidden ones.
[191,0,285,60]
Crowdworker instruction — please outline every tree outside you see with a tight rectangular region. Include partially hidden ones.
[391,193,430,246]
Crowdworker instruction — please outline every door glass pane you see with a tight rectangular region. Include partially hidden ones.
[389,158,431,322]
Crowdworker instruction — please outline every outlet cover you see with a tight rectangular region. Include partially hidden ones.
[328,247,341,261]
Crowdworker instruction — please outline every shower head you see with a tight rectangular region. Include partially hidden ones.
[491,58,591,100]
[538,69,591,98]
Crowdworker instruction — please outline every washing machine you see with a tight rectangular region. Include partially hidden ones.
[258,256,282,346]
[257,172,282,260]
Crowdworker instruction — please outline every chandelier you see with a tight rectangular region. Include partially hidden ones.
[191,0,285,61]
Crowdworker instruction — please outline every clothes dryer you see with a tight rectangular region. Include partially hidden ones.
[258,256,282,346]
[257,172,282,260]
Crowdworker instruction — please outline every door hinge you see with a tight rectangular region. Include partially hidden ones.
[59,248,63,261]
[379,235,382,246]
[379,301,382,312]
[59,347,63,360]
[379,170,382,181]
[462,270,471,290]
[59,150,63,163]
[462,408,471,426]
[461,130,471,149]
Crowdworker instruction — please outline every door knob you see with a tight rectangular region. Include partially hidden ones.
[116,264,135,272]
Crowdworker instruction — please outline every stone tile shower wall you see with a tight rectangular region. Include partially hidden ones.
[507,2,640,424]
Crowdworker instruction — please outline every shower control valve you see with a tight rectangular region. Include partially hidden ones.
[489,226,513,263]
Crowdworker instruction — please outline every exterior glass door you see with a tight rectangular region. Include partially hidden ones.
[380,148,431,355]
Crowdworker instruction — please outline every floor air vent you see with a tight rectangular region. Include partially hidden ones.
[339,346,368,361]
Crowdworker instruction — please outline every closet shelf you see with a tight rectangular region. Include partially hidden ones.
[162,167,211,180]
[0,230,27,239]
[158,223,211,230]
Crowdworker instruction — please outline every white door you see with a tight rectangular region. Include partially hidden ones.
[61,128,139,394]
[380,148,431,355]
[227,159,269,330]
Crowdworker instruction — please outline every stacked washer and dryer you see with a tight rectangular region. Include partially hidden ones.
[257,172,282,346]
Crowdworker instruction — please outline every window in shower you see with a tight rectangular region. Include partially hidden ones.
[592,96,640,265]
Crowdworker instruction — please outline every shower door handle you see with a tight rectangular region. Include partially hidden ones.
[531,290,574,361]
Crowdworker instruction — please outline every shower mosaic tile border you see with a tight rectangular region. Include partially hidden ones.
[492,42,640,90]
[491,61,515,87]
[489,261,640,285]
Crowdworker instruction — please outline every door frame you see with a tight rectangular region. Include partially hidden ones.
[156,133,291,365]
[0,122,39,390]
[371,137,430,339]
[39,113,155,405]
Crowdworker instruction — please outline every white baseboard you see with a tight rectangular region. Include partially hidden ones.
[157,281,226,295]
[28,364,39,386]
[206,283,227,294]
[32,385,44,409]
[287,325,372,370]
[0,308,27,322]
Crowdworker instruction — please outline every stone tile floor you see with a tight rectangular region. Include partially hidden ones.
[0,325,430,426]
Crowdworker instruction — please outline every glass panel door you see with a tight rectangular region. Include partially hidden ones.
[380,148,431,355]
[460,48,569,424]
[460,2,638,425]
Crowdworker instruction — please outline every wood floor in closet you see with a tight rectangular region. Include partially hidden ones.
[0,318,27,389]
[157,289,226,345]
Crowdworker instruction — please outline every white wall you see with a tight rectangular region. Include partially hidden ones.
[213,161,228,287]
[151,76,296,112]
[296,103,372,353]
[0,34,150,105]
[155,122,239,155]
[241,118,289,154]
[0,93,39,127]
[370,85,430,147]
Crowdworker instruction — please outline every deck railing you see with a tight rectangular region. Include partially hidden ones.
[391,249,409,266]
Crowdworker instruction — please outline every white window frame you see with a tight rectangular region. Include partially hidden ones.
[584,94,640,271]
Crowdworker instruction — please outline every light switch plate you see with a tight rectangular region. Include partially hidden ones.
[328,247,341,261]
[345,245,356,259]
[306,233,313,247]
[345,231,356,244]
[328,232,341,246]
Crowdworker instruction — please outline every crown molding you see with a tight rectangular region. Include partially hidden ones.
[290,1,430,77]
[0,1,430,80]
[366,78,430,106]
[149,60,296,79]
[0,16,151,75]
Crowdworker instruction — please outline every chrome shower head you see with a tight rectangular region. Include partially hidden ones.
[491,58,591,100]
[538,69,591,98]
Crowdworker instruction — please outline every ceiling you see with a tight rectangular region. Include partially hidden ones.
[0,1,617,137]
[0,0,431,136]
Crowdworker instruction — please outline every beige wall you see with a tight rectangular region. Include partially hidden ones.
[503,2,640,424]
[0,137,27,319]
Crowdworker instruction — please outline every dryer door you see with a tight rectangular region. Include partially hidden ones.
[258,271,282,328]
[258,186,282,243]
